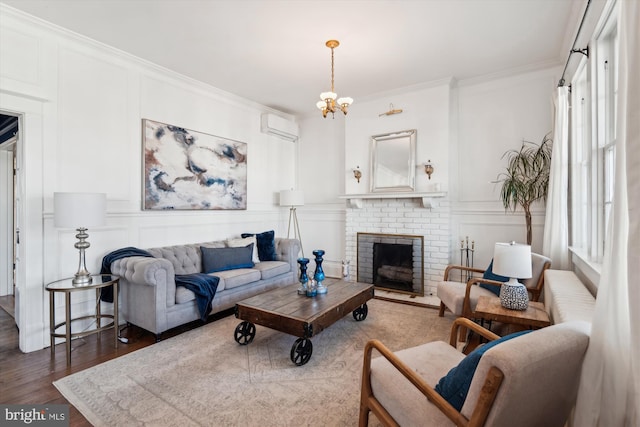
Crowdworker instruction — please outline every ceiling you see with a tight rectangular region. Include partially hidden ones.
[1,0,585,116]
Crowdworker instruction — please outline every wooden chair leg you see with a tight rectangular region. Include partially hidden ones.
[439,302,446,317]
[358,403,370,427]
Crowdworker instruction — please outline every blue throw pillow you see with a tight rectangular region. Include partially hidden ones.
[480,260,509,296]
[200,244,254,273]
[435,329,532,411]
[241,230,277,261]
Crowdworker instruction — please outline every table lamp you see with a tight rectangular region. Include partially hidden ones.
[493,241,532,310]
[54,192,106,285]
[280,189,304,257]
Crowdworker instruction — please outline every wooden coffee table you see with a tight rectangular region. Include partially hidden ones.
[234,280,374,365]
[474,296,551,330]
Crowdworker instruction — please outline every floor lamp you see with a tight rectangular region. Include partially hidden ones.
[280,189,304,257]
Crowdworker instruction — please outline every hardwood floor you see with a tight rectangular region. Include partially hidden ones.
[0,305,234,426]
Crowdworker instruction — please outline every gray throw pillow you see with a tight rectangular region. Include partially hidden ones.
[201,244,254,273]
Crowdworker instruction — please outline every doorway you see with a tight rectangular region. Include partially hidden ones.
[0,113,20,323]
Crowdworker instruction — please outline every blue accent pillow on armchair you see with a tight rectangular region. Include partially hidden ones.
[241,230,277,261]
[480,260,509,296]
[435,329,532,411]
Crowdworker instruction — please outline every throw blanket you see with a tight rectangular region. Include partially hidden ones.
[100,247,154,302]
[100,247,219,321]
[175,273,219,321]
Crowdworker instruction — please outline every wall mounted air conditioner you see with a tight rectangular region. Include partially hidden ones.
[260,113,299,142]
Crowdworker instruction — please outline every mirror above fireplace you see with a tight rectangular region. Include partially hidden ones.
[370,129,416,192]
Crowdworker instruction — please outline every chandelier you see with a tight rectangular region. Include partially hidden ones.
[316,40,353,118]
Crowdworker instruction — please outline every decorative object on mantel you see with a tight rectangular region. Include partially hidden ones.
[353,166,362,183]
[495,134,552,245]
[378,103,403,117]
[280,189,305,257]
[313,249,327,294]
[143,119,247,210]
[54,192,106,286]
[424,160,434,179]
[493,241,532,311]
[316,40,353,118]
[297,257,310,295]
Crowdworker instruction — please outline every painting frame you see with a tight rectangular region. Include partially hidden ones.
[142,119,248,210]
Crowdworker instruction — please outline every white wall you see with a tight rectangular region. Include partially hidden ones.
[0,6,298,351]
[344,79,453,195]
[295,113,346,275]
[451,68,559,268]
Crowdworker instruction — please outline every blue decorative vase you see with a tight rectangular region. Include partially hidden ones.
[297,258,309,295]
[313,250,327,294]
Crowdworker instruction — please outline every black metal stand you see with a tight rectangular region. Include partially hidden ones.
[460,236,475,282]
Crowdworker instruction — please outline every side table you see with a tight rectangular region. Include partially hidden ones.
[46,274,119,366]
[474,295,551,331]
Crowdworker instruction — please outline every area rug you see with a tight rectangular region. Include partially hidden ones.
[54,299,454,426]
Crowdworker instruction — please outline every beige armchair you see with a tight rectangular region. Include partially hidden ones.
[437,253,551,339]
[359,318,590,427]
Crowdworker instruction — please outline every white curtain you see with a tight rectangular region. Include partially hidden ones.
[573,1,640,425]
[543,86,570,270]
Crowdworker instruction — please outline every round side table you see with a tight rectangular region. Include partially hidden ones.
[46,274,119,366]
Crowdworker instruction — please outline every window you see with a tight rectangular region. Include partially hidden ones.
[570,62,590,251]
[569,2,618,267]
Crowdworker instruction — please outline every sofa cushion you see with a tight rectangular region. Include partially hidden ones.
[226,236,259,263]
[242,230,277,261]
[201,245,254,273]
[213,268,262,290]
[252,261,290,280]
[435,329,532,411]
[544,270,595,324]
[175,286,197,304]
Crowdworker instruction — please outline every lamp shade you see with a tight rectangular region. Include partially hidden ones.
[493,242,532,279]
[54,192,106,228]
[280,190,304,207]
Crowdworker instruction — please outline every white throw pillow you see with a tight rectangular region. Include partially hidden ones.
[226,236,259,263]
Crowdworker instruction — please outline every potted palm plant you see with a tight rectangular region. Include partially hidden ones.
[496,134,552,245]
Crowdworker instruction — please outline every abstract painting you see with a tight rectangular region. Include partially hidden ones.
[143,119,247,210]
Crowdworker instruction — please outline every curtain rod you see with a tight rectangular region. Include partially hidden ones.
[558,0,592,87]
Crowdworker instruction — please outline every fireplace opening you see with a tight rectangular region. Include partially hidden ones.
[356,232,424,296]
[373,243,413,292]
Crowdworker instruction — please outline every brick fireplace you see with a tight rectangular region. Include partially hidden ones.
[344,195,450,296]
[357,232,423,294]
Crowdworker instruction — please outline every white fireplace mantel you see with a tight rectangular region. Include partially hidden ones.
[339,192,447,209]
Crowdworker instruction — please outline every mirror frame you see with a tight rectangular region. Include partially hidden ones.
[370,129,416,192]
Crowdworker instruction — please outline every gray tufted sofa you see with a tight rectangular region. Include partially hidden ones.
[110,237,300,339]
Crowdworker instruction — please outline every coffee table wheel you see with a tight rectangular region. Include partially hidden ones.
[353,303,368,321]
[234,321,256,345]
[290,338,313,366]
